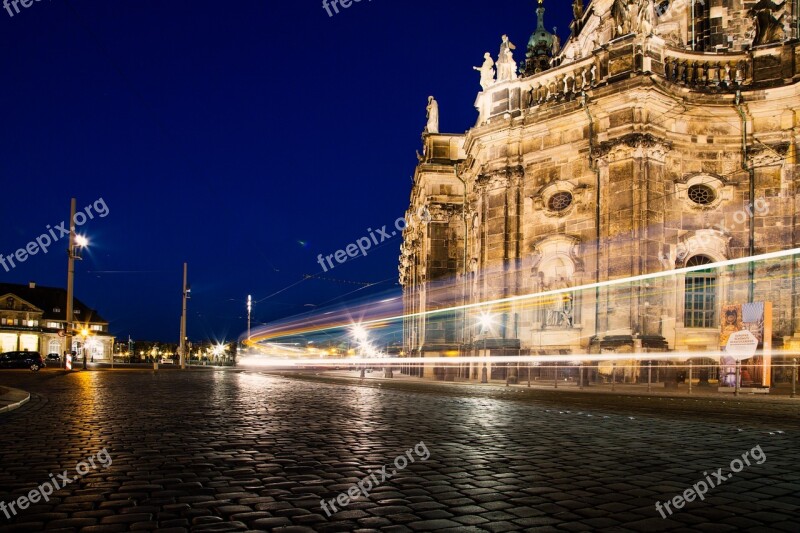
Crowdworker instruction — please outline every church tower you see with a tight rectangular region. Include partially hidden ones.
[524,0,557,75]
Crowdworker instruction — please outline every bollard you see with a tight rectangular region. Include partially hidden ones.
[527,364,531,388]
[579,364,584,390]
[153,361,158,371]
[612,362,617,391]
[735,361,740,397]
[554,362,558,389]
[647,361,652,393]
[792,358,797,399]
[688,360,693,395]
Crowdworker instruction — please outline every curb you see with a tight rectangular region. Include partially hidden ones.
[0,387,31,414]
[278,371,800,403]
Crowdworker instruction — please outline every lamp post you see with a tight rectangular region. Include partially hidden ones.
[247,295,252,342]
[179,263,189,369]
[65,198,89,371]
[352,325,368,378]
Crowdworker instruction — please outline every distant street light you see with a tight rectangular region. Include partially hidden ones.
[247,295,252,341]
[179,263,189,369]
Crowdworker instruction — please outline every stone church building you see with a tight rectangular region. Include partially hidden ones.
[399,0,800,380]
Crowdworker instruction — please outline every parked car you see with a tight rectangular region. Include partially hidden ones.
[0,351,46,371]
[160,357,174,364]
[46,353,61,363]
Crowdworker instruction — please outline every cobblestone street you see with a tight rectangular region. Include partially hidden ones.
[0,369,798,532]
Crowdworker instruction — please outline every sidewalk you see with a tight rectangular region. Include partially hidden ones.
[316,370,800,402]
[0,386,30,414]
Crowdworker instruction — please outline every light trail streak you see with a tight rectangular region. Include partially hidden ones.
[245,247,800,344]
[237,351,799,368]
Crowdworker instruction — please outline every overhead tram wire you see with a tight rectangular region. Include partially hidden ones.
[253,42,794,337]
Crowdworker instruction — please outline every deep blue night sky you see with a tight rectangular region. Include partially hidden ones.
[0,0,574,342]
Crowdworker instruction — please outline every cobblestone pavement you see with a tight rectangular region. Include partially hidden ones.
[0,369,798,533]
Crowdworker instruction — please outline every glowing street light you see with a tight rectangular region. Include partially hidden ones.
[351,324,368,343]
[477,312,495,333]
[350,324,370,378]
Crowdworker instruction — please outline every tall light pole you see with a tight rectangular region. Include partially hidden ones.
[65,199,88,370]
[65,199,77,368]
[179,263,189,369]
[247,295,252,342]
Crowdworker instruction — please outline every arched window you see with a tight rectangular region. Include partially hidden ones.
[684,255,716,328]
[48,339,61,356]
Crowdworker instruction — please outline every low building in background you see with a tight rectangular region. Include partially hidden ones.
[0,282,114,361]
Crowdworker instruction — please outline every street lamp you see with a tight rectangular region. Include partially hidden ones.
[65,197,89,371]
[179,263,189,369]
[247,295,252,342]
[351,325,369,378]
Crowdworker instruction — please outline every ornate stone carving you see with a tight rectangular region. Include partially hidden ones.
[749,144,787,167]
[475,166,523,191]
[633,141,670,163]
[593,133,673,160]
[545,277,574,328]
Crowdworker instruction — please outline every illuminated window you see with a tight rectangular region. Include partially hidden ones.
[19,334,38,352]
[48,339,61,355]
[0,333,17,352]
[684,255,716,328]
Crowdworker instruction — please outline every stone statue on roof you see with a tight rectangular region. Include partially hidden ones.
[425,96,439,134]
[473,52,495,90]
[611,0,632,38]
[496,34,518,81]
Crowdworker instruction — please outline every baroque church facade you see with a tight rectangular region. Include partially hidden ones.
[399,0,800,378]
